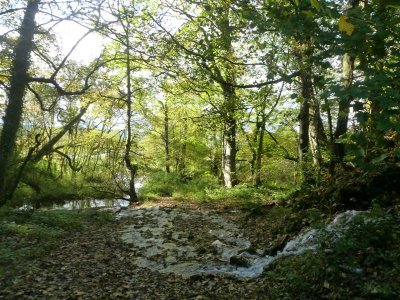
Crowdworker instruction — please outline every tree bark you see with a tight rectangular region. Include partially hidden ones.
[124,45,138,203]
[219,3,238,188]
[222,85,238,188]
[32,106,89,162]
[332,0,360,162]
[0,0,40,205]
[298,71,311,165]
[176,123,187,173]
[211,132,221,178]
[254,119,266,187]
[309,98,327,166]
[333,53,356,161]
[163,101,171,173]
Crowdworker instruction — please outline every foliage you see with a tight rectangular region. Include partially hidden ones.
[289,165,400,213]
[10,165,117,208]
[139,171,219,199]
[266,209,400,299]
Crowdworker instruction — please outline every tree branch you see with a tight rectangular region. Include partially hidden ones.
[26,84,58,111]
[54,149,82,172]
[266,130,298,162]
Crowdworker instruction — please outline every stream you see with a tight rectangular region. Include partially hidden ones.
[118,206,364,279]
[51,198,130,210]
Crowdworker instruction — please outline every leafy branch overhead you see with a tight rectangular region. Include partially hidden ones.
[0,0,398,209]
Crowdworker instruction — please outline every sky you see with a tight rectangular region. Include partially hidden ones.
[51,20,105,64]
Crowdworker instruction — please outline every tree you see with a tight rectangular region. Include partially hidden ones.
[0,0,41,205]
[0,0,104,205]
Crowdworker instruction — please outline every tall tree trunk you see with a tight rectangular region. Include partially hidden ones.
[222,86,238,188]
[333,53,356,161]
[177,123,187,172]
[332,0,360,163]
[124,46,138,203]
[0,0,40,205]
[254,119,266,187]
[298,71,311,165]
[296,40,327,182]
[309,99,327,167]
[248,120,259,180]
[163,101,171,173]
[219,3,238,188]
[297,47,317,184]
[211,132,221,178]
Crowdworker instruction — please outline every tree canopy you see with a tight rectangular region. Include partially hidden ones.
[0,0,399,205]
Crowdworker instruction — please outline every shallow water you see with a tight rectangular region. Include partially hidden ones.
[119,207,365,279]
[52,198,130,210]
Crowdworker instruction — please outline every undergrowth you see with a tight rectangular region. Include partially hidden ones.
[139,171,295,209]
[265,207,400,299]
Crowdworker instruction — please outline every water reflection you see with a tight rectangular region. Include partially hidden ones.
[53,198,130,210]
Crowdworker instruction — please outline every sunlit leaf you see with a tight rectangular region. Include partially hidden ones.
[311,0,322,11]
[339,16,355,36]
[302,10,314,17]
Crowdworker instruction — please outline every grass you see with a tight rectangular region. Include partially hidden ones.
[0,207,114,276]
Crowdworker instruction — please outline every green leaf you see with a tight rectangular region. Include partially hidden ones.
[335,138,347,144]
[339,16,355,36]
[371,153,388,164]
[377,117,392,131]
[310,0,322,11]
[356,112,369,124]
[302,10,314,17]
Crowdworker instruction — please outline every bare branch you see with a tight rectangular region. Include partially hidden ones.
[54,149,83,172]
[28,57,111,95]
[0,7,26,16]
[26,84,58,111]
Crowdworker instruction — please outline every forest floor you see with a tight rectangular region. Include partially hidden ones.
[1,197,399,299]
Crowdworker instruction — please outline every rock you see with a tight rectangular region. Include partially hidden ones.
[195,296,210,300]
[211,240,225,255]
[265,234,289,256]
[17,204,35,211]
[229,255,251,267]
[165,256,177,264]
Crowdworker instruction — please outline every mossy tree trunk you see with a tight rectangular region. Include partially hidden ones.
[0,0,41,206]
